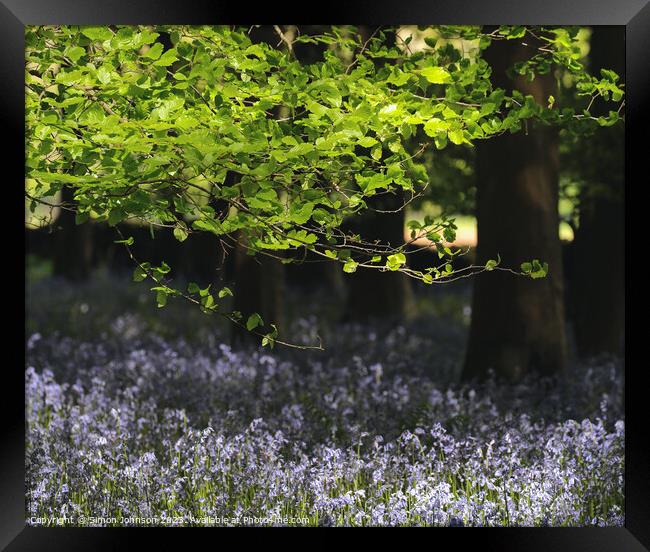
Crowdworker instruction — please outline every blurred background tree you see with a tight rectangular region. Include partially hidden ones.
[562,26,625,359]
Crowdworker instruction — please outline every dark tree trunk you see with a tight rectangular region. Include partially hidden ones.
[568,26,625,358]
[52,187,94,281]
[230,240,286,347]
[342,192,415,322]
[463,35,567,381]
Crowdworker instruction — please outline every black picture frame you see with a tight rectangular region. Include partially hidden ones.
[3,1,645,549]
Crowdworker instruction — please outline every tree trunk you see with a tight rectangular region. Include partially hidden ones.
[230,239,286,347]
[463,35,567,381]
[342,192,415,322]
[568,26,625,358]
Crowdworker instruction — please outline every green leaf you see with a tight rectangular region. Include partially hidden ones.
[530,260,549,279]
[133,265,148,282]
[387,69,411,86]
[153,49,178,67]
[423,118,449,137]
[96,66,112,84]
[201,294,215,309]
[287,229,317,246]
[420,66,452,84]
[156,290,168,308]
[188,282,200,294]
[66,46,85,63]
[114,236,135,246]
[289,142,314,157]
[443,226,456,242]
[386,252,406,271]
[484,254,500,271]
[424,37,438,49]
[143,43,164,60]
[156,262,171,275]
[173,225,189,242]
[289,202,315,224]
[80,27,113,42]
[358,136,378,148]
[448,129,465,145]
[261,324,278,348]
[503,26,526,39]
[108,208,125,227]
[343,259,359,273]
[218,287,233,298]
[521,259,548,278]
[306,101,328,117]
[433,133,448,150]
[246,313,263,331]
[198,285,211,297]
[192,218,222,235]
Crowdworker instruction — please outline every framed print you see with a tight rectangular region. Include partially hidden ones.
[2,0,646,549]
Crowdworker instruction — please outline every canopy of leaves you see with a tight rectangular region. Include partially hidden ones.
[25,25,624,347]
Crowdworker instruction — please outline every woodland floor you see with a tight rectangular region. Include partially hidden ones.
[25,268,624,526]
